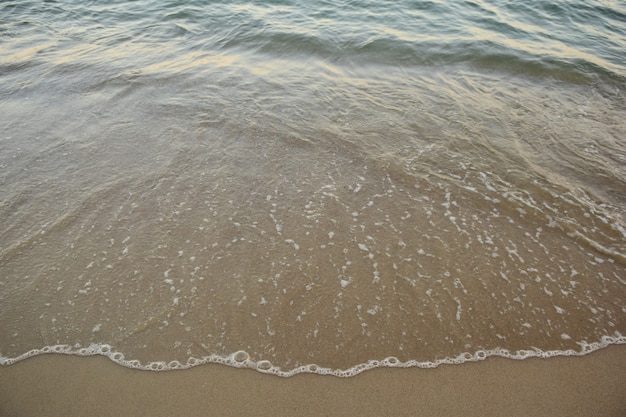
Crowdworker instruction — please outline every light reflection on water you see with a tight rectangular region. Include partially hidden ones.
[0,0,625,374]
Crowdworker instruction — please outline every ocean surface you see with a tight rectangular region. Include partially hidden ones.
[1,0,625,376]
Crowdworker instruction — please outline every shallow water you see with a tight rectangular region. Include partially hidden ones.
[1,0,625,376]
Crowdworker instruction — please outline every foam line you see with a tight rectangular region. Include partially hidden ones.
[1,333,624,378]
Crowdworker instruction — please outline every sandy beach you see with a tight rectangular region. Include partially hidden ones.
[2,2,626,417]
[1,345,624,417]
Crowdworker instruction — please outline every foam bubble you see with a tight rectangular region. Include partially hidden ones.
[256,360,273,371]
[150,362,166,370]
[232,350,249,363]
[383,356,399,366]
[168,360,183,369]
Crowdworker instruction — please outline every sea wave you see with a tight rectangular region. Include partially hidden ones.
[2,0,625,81]
[1,0,625,376]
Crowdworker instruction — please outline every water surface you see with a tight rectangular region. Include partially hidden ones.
[1,0,625,376]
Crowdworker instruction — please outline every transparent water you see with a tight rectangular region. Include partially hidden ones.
[1,0,625,376]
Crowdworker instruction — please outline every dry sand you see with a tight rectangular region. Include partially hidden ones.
[1,345,625,417]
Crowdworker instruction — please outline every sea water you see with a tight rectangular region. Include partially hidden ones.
[0,0,625,376]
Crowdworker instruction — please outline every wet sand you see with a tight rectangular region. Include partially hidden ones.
[1,345,624,417]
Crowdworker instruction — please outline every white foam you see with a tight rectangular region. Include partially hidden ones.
[2,331,624,377]
[285,239,299,250]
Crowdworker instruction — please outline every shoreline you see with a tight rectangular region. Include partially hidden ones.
[1,338,625,375]
[1,345,624,416]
